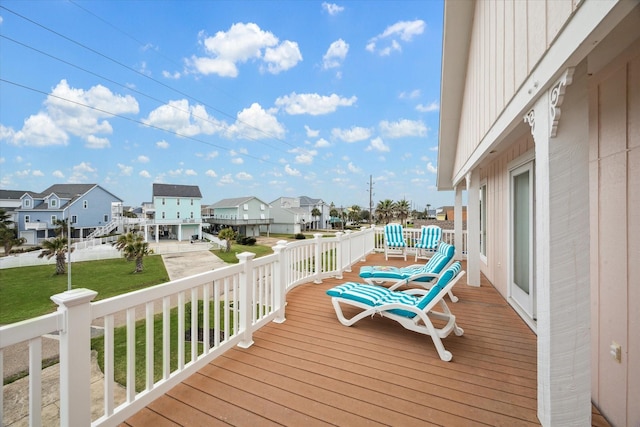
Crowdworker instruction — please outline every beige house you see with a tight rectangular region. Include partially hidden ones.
[437,1,639,426]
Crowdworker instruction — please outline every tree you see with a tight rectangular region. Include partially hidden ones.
[394,199,410,226]
[329,208,339,218]
[376,199,394,224]
[38,236,71,275]
[113,232,151,273]
[218,228,236,252]
[0,209,26,255]
[311,208,321,229]
[0,209,12,228]
[348,205,361,223]
[52,217,74,238]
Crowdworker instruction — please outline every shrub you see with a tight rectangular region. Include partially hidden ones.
[294,233,306,240]
[235,235,257,246]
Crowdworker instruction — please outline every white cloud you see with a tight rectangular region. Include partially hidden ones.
[118,163,133,176]
[305,125,319,138]
[52,170,65,178]
[205,169,218,178]
[69,162,97,182]
[331,126,372,143]
[322,2,344,15]
[315,138,330,148]
[226,103,285,140]
[3,113,68,147]
[144,99,223,137]
[289,147,317,164]
[347,162,360,173]
[275,92,357,115]
[185,169,198,176]
[139,170,151,178]
[162,70,181,79]
[399,89,421,99]
[236,171,253,180]
[426,162,438,174]
[323,39,349,70]
[156,140,170,149]
[366,137,390,152]
[284,164,301,176]
[187,23,302,77]
[220,173,234,184]
[168,168,183,176]
[366,19,425,56]
[32,170,44,177]
[416,101,440,112]
[379,119,427,138]
[137,155,150,163]
[231,157,244,164]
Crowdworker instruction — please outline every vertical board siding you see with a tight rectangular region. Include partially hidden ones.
[590,42,640,427]
[453,0,575,176]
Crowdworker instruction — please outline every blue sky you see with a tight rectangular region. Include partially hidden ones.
[0,0,450,211]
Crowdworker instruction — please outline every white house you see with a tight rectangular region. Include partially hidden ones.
[205,196,272,237]
[144,183,203,242]
[437,1,639,425]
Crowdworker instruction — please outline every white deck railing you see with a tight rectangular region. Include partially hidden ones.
[372,227,467,257]
[0,227,374,426]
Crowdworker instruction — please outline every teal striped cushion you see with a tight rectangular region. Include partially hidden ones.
[385,224,406,247]
[415,226,442,249]
[416,262,462,309]
[326,282,420,318]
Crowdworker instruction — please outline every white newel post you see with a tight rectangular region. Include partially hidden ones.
[344,230,353,273]
[236,252,256,349]
[454,185,464,261]
[313,233,323,284]
[335,232,344,279]
[466,170,481,286]
[273,241,288,324]
[50,288,98,427]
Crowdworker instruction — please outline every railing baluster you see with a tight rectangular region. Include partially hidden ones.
[104,314,114,416]
[126,308,135,403]
[203,283,210,351]
[177,292,185,370]
[145,302,154,391]
[190,288,198,362]
[162,296,170,380]
[28,337,42,427]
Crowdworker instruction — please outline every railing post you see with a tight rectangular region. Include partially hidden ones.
[313,233,323,284]
[50,288,98,427]
[273,241,288,323]
[236,252,256,348]
[344,230,353,272]
[335,232,344,279]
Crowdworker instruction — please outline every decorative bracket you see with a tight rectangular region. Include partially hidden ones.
[523,109,535,136]
[549,67,575,137]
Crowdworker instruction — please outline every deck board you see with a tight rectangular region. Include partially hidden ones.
[121,254,609,427]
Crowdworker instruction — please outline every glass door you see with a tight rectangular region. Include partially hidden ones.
[509,161,535,319]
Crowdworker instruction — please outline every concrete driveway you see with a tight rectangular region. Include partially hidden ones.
[162,249,227,281]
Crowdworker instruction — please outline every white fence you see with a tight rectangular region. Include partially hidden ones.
[0,227,375,426]
[372,227,467,257]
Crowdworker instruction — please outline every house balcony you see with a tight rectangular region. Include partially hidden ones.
[203,217,274,226]
[0,228,610,426]
[23,221,49,230]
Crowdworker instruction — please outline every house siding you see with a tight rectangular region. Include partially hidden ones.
[454,0,577,175]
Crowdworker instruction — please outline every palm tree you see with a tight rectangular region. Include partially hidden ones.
[0,209,12,228]
[38,236,71,275]
[311,208,321,229]
[348,205,361,224]
[376,199,394,224]
[0,227,26,255]
[113,232,151,273]
[218,228,236,252]
[394,199,410,226]
[52,217,74,238]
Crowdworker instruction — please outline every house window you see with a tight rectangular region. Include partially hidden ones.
[71,215,77,224]
[25,199,31,207]
[190,212,194,219]
[25,215,30,223]
[191,199,193,206]
[162,212,165,219]
[104,214,109,222]
[260,204,265,210]
[177,211,180,219]
[51,215,57,224]
[83,200,88,209]
[177,199,180,205]
[243,204,249,211]
[50,199,57,208]
[480,182,487,259]
[162,198,165,205]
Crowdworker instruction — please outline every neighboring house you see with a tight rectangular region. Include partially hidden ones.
[270,197,312,235]
[145,183,202,242]
[205,196,272,237]
[15,184,123,244]
[435,206,467,221]
[437,1,639,426]
[0,189,29,225]
[297,196,331,230]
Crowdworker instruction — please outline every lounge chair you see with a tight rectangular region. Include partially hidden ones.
[326,262,465,362]
[383,223,407,261]
[360,242,458,302]
[414,225,442,261]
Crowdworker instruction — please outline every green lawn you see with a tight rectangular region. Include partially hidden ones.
[212,243,273,263]
[0,255,169,325]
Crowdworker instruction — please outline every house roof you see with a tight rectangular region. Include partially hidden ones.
[210,196,268,209]
[298,196,324,206]
[38,184,97,199]
[0,190,30,200]
[152,183,202,198]
[437,1,475,191]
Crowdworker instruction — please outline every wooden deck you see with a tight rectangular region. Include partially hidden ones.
[122,254,610,426]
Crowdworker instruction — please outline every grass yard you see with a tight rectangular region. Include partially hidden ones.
[212,243,273,263]
[0,255,169,325]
